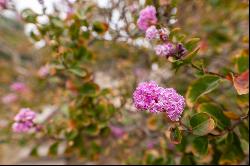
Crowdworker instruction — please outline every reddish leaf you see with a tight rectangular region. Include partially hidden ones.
[232,70,249,95]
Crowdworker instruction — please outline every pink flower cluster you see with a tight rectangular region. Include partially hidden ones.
[137,6,187,59]
[133,81,185,121]
[145,26,159,40]
[38,65,50,78]
[137,6,158,31]
[155,43,176,58]
[12,108,37,133]
[1,93,17,104]
[10,82,28,93]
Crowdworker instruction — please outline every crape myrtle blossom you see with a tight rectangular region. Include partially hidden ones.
[38,65,50,78]
[155,43,176,58]
[137,6,158,31]
[145,25,159,40]
[1,93,17,104]
[110,125,125,138]
[10,82,28,93]
[12,108,38,133]
[155,42,187,59]
[133,81,185,121]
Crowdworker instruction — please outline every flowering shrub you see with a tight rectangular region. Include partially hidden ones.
[0,0,249,165]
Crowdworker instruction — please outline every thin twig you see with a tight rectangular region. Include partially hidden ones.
[190,62,226,79]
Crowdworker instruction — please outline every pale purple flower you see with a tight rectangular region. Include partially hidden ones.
[128,3,138,13]
[12,121,34,133]
[145,25,158,40]
[133,81,185,121]
[38,65,50,78]
[14,108,36,122]
[12,108,37,133]
[110,125,125,138]
[155,43,176,58]
[1,93,17,104]
[159,88,185,121]
[137,6,158,31]
[10,82,28,93]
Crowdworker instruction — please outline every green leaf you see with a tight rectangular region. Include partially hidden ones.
[169,127,182,144]
[68,67,87,77]
[85,124,100,136]
[190,112,215,136]
[240,139,249,154]
[21,9,38,23]
[197,103,231,130]
[79,82,99,96]
[65,130,78,140]
[192,136,208,156]
[30,147,38,156]
[166,154,176,164]
[238,123,249,142]
[186,75,221,107]
[51,17,64,28]
[219,132,244,165]
[169,27,181,40]
[183,47,200,63]
[49,142,59,155]
[92,21,108,34]
[234,51,249,73]
[185,38,200,51]
[180,154,195,165]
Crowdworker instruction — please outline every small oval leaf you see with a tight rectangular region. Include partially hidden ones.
[198,103,231,130]
[186,75,221,107]
[168,127,182,144]
[190,112,215,136]
[192,136,208,156]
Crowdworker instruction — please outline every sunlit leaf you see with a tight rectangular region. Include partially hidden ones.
[190,112,215,136]
[186,75,221,107]
[198,103,231,130]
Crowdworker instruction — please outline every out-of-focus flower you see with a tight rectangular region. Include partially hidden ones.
[145,25,159,40]
[155,43,176,58]
[38,65,50,78]
[176,43,187,59]
[128,3,138,13]
[12,108,37,133]
[137,6,158,31]
[133,81,185,121]
[159,28,169,41]
[147,141,156,149]
[1,93,17,104]
[110,125,125,138]
[0,0,7,9]
[10,82,28,93]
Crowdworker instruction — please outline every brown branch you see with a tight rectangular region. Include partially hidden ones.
[190,62,226,79]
